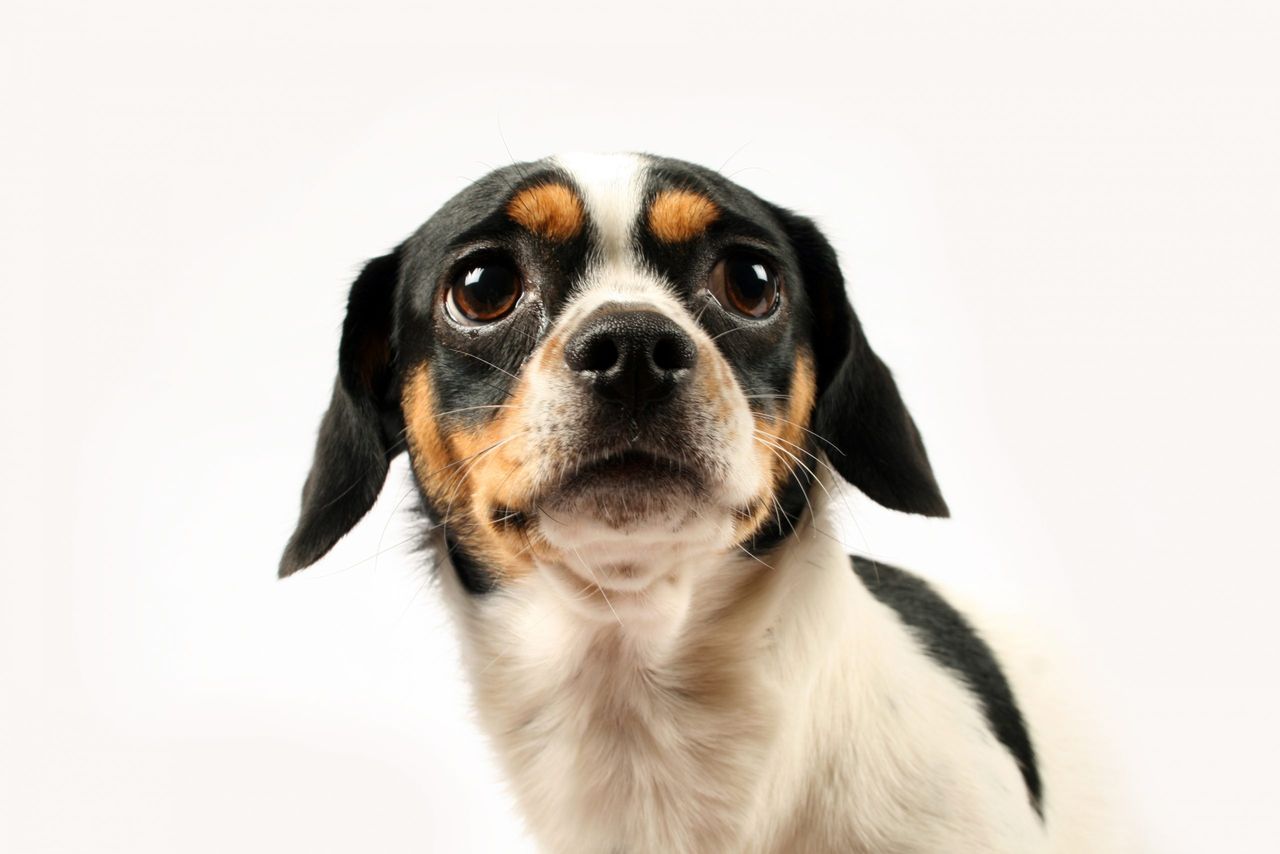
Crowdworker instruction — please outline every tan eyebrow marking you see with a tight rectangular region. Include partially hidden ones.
[506,183,585,242]
[648,188,720,243]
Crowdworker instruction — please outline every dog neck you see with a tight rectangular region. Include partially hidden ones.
[439,477,869,852]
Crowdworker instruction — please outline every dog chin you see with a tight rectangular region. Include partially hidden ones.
[533,502,733,633]
[535,491,738,569]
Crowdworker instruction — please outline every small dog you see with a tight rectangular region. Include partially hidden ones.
[280,154,1127,852]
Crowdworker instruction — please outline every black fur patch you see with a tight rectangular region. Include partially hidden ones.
[850,557,1044,818]
[281,154,948,587]
[446,537,498,595]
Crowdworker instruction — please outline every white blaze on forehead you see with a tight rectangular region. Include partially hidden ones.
[552,152,646,262]
[551,153,674,322]
[514,156,769,579]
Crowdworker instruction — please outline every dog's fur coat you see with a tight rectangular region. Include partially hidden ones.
[281,154,1132,852]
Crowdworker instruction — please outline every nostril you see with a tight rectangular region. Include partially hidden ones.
[565,307,697,406]
[582,335,619,373]
[652,333,694,373]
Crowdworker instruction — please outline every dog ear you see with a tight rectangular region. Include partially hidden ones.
[279,249,407,577]
[770,206,949,518]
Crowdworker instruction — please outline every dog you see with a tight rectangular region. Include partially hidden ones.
[279,154,1129,853]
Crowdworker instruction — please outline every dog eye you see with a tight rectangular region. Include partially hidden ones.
[446,261,523,324]
[707,253,779,319]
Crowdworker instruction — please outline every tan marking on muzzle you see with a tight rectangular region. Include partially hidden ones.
[696,349,740,425]
[401,362,542,580]
[507,183,585,242]
[540,332,565,365]
[648,189,719,243]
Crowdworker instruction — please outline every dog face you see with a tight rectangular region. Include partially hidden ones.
[279,154,947,596]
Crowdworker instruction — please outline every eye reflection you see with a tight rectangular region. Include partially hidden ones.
[447,261,523,325]
[707,253,779,319]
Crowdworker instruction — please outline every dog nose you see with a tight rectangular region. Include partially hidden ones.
[564,308,697,408]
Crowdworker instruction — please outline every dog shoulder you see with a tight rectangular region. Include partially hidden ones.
[850,556,1043,817]
[850,557,1140,853]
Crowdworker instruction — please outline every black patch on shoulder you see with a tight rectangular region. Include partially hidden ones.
[850,556,1044,818]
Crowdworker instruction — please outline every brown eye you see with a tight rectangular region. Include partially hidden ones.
[446,261,523,324]
[707,253,779,318]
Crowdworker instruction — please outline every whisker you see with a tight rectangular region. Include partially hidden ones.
[685,494,777,571]
[395,571,437,624]
[755,433,834,505]
[754,429,842,483]
[768,488,799,540]
[416,430,529,485]
[441,346,519,379]
[754,437,818,528]
[309,534,420,578]
[709,325,750,343]
[435,403,518,418]
[306,432,410,514]
[717,140,752,174]
[692,291,718,325]
[753,428,822,462]
[439,431,530,527]
[735,541,775,570]
[374,478,421,574]
[497,120,530,185]
[761,413,845,456]
[570,545,624,630]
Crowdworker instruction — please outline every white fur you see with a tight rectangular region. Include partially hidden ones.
[429,156,1135,852]
[552,152,645,260]
[435,479,1134,853]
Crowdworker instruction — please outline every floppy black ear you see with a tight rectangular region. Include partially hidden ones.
[279,249,406,577]
[770,206,949,517]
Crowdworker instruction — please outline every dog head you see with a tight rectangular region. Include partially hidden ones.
[279,153,946,599]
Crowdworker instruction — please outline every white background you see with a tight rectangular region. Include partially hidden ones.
[4,1,1278,851]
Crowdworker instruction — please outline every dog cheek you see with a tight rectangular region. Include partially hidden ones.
[402,363,455,507]
[781,350,817,450]
[731,495,774,544]
[463,455,539,578]
[468,343,586,573]
[403,362,540,580]
[737,350,818,542]
[759,350,817,487]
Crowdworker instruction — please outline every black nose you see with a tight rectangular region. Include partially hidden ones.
[564,308,698,409]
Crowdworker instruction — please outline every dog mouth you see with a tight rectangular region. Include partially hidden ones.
[536,447,707,518]
[562,449,702,492]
